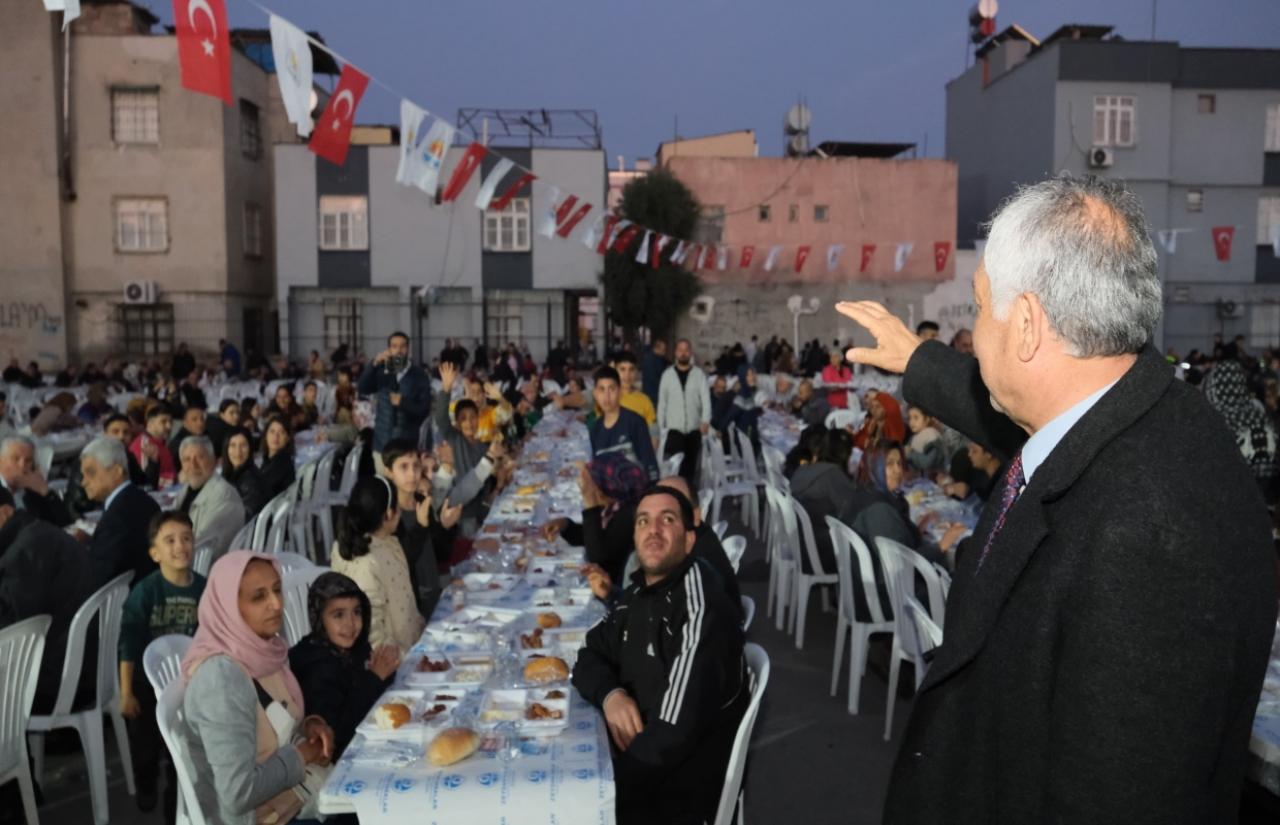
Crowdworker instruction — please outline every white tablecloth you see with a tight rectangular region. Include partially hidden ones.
[1249,619,1280,795]
[318,410,615,823]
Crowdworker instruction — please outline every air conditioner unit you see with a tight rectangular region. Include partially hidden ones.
[689,296,715,324]
[123,280,157,304]
[1217,299,1244,320]
[1088,146,1114,169]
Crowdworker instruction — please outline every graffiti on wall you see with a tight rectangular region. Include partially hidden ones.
[0,301,65,363]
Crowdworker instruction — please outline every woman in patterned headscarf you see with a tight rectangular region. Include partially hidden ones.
[1204,359,1279,493]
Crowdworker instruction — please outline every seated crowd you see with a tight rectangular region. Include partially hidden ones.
[1,321,1274,825]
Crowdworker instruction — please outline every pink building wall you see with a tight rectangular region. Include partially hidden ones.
[666,156,957,283]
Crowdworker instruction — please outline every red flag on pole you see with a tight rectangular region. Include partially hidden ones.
[795,245,811,272]
[440,143,488,202]
[933,241,952,273]
[309,65,369,166]
[173,0,232,105]
[860,244,876,273]
[489,173,536,212]
[1212,226,1235,262]
[596,216,622,255]
[556,203,593,238]
[740,245,755,268]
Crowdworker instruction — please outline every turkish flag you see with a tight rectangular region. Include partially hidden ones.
[596,216,622,255]
[612,225,641,254]
[740,245,755,268]
[309,65,369,166]
[860,244,876,273]
[489,173,536,212]
[1212,226,1235,262]
[795,245,811,272]
[173,0,232,105]
[933,241,952,273]
[556,203,593,238]
[440,143,488,202]
[684,243,701,270]
[652,234,671,270]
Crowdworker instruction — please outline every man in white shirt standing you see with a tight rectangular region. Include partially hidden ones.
[656,339,711,486]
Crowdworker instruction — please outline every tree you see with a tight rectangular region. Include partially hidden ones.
[602,168,702,347]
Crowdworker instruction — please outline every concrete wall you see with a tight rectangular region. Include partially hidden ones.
[530,148,606,291]
[274,144,320,353]
[0,3,68,367]
[946,46,1059,245]
[657,131,757,166]
[667,156,957,283]
[1169,88,1274,185]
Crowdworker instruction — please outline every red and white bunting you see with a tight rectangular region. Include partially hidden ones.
[763,245,783,272]
[652,234,672,269]
[794,245,811,273]
[490,173,536,212]
[440,142,488,202]
[933,241,952,273]
[475,158,515,210]
[309,64,369,166]
[826,244,844,273]
[740,245,755,268]
[1212,226,1234,261]
[635,230,654,264]
[894,242,914,272]
[174,0,232,105]
[860,244,876,273]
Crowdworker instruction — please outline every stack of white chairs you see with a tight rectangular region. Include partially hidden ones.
[702,435,761,536]
[825,518,895,715]
[785,495,837,649]
[874,536,948,741]
[710,643,771,825]
[28,571,136,825]
[762,484,797,630]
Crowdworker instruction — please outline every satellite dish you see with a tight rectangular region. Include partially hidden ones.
[784,104,812,135]
[788,134,809,156]
[787,295,804,313]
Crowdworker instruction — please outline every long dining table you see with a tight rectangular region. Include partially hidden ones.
[317,409,617,824]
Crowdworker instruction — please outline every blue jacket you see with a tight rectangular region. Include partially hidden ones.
[358,361,432,452]
[641,348,667,408]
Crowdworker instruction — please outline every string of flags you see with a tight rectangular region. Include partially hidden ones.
[1154,226,1280,261]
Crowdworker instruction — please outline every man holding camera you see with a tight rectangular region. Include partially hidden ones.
[358,331,432,470]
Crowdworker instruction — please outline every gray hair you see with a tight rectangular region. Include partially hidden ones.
[82,436,127,471]
[179,435,215,460]
[0,435,35,457]
[982,174,1161,357]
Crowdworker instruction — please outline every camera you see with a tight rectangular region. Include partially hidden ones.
[387,354,408,373]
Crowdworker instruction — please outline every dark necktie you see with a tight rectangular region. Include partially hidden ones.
[977,452,1025,570]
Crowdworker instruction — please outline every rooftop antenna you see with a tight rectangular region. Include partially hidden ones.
[784,97,811,158]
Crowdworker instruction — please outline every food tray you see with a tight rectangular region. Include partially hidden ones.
[529,587,595,609]
[458,573,521,594]
[477,688,570,733]
[437,605,522,630]
[403,651,494,688]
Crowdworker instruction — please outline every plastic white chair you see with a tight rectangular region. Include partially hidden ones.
[712,520,729,541]
[903,594,943,657]
[155,676,210,825]
[785,496,837,649]
[698,488,713,522]
[143,634,192,698]
[824,408,865,431]
[337,441,363,499]
[0,615,51,825]
[740,595,755,631]
[874,536,948,741]
[252,492,293,551]
[282,566,328,647]
[661,452,683,478]
[711,642,770,825]
[826,517,895,715]
[264,498,296,554]
[722,535,747,574]
[273,551,316,574]
[28,571,136,825]
[228,516,257,553]
[704,437,760,536]
[762,484,797,630]
[192,543,213,578]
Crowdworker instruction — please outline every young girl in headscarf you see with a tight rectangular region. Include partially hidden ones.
[181,551,335,825]
[853,390,906,451]
[330,476,425,656]
[288,572,400,755]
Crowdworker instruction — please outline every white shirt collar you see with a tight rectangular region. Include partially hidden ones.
[1021,380,1119,484]
[104,480,130,511]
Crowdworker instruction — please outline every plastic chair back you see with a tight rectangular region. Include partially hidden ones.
[722,535,747,573]
[712,520,729,541]
[698,489,713,522]
[282,566,328,647]
[875,537,947,629]
[791,497,831,578]
[229,517,257,553]
[142,634,192,698]
[311,448,337,499]
[661,452,683,478]
[712,643,771,825]
[763,484,797,564]
[338,442,363,498]
[39,572,133,718]
[733,427,762,483]
[193,544,213,578]
[156,678,209,825]
[273,551,315,574]
[740,596,755,631]
[902,594,943,657]
[0,615,50,775]
[824,408,865,431]
[827,517,893,625]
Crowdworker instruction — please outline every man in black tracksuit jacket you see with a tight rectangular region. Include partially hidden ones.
[573,487,748,825]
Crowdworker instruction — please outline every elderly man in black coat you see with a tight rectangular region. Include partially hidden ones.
[838,175,1276,825]
[79,436,160,587]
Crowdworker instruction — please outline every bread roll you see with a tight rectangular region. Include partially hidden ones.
[428,727,480,766]
[375,702,412,730]
[536,611,562,629]
[523,656,570,684]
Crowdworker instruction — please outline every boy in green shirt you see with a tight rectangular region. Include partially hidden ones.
[118,511,206,816]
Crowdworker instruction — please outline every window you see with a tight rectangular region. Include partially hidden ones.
[758,204,771,222]
[1267,103,1280,152]
[1197,94,1216,114]
[240,100,261,159]
[318,195,369,251]
[114,198,168,252]
[1186,190,1204,212]
[485,300,523,345]
[814,205,830,223]
[111,87,159,144]
[323,298,362,350]
[483,198,531,252]
[1092,95,1137,147]
[243,203,262,258]
[788,204,799,223]
[696,205,725,244]
[1259,196,1280,247]
[119,304,174,355]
